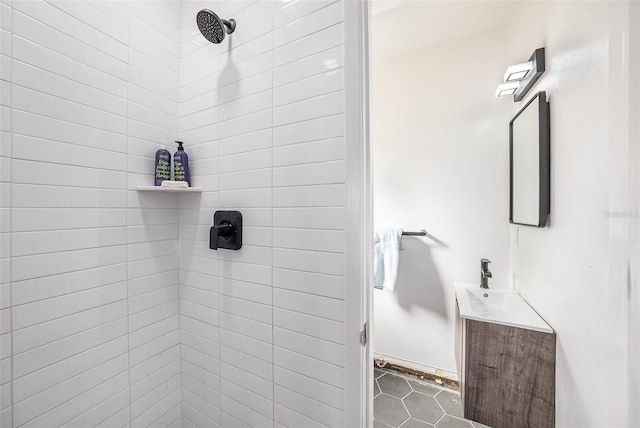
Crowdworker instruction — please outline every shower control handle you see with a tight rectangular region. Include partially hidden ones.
[209,221,233,250]
[209,211,242,251]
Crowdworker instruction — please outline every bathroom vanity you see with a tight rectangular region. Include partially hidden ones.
[454,283,556,428]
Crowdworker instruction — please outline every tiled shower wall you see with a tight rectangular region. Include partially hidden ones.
[1,1,183,426]
[177,0,347,426]
[1,0,350,426]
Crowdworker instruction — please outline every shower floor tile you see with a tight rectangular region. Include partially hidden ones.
[373,369,492,428]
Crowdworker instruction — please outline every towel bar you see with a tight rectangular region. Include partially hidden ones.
[402,230,427,236]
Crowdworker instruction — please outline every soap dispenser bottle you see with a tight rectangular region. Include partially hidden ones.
[154,144,171,186]
[173,141,190,186]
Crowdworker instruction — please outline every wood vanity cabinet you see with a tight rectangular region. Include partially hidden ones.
[456,304,556,428]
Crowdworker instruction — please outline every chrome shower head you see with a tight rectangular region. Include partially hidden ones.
[196,9,236,44]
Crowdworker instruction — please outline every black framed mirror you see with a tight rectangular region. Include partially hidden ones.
[509,91,550,227]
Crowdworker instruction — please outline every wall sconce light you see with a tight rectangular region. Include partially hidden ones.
[495,82,520,98]
[496,48,545,101]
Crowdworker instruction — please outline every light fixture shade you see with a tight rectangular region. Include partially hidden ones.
[504,61,533,82]
[495,81,520,98]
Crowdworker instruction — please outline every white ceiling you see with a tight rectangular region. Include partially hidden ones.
[371,1,516,60]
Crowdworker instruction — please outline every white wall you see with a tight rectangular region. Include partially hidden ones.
[372,26,511,375]
[177,0,350,426]
[506,2,636,426]
[0,1,182,426]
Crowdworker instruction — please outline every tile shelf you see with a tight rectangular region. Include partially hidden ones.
[136,185,203,193]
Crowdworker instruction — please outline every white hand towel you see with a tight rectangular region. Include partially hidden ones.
[373,228,403,291]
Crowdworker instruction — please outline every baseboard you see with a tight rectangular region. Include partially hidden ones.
[374,355,460,391]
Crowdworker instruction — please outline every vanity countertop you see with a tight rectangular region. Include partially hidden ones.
[455,282,553,334]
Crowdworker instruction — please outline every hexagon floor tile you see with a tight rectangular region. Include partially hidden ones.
[374,393,410,427]
[373,369,493,428]
[403,391,444,424]
[435,390,464,418]
[378,373,412,398]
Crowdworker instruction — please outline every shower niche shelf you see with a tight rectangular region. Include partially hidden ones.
[136,185,203,193]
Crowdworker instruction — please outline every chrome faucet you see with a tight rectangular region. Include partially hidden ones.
[480,258,492,289]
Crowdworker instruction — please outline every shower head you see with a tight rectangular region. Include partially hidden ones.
[196,9,236,44]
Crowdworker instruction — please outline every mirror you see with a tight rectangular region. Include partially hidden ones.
[510,91,550,227]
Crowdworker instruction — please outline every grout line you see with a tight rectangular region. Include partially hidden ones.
[8,1,14,422]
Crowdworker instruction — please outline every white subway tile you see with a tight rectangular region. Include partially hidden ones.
[219,294,272,324]
[273,113,344,147]
[180,284,219,309]
[274,307,344,345]
[274,0,338,27]
[129,285,179,316]
[180,89,218,118]
[275,404,325,428]
[273,267,344,300]
[13,336,128,403]
[219,278,272,305]
[274,288,344,322]
[12,110,127,153]
[12,226,127,257]
[218,89,272,122]
[181,330,219,360]
[130,330,180,368]
[274,346,344,388]
[128,255,178,280]
[222,379,273,419]
[128,66,179,103]
[130,345,180,385]
[19,370,130,428]
[275,69,343,108]
[273,207,345,230]
[182,360,220,392]
[12,60,127,115]
[95,405,130,428]
[218,109,272,139]
[218,259,272,285]
[273,183,345,207]
[274,384,344,427]
[274,45,343,87]
[181,374,220,412]
[274,91,344,127]
[219,329,272,364]
[181,344,220,377]
[273,22,343,67]
[61,387,130,428]
[180,300,219,327]
[13,0,128,61]
[11,263,127,305]
[129,301,178,333]
[274,327,344,368]
[129,315,180,351]
[11,8,128,79]
[182,389,220,426]
[12,317,127,379]
[221,395,273,428]
[273,227,345,253]
[13,282,127,330]
[219,70,272,105]
[180,315,220,344]
[218,188,272,208]
[131,388,181,428]
[274,1,343,48]
[219,311,272,344]
[218,129,272,157]
[220,361,272,400]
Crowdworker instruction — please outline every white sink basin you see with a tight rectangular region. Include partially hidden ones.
[455,282,553,334]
